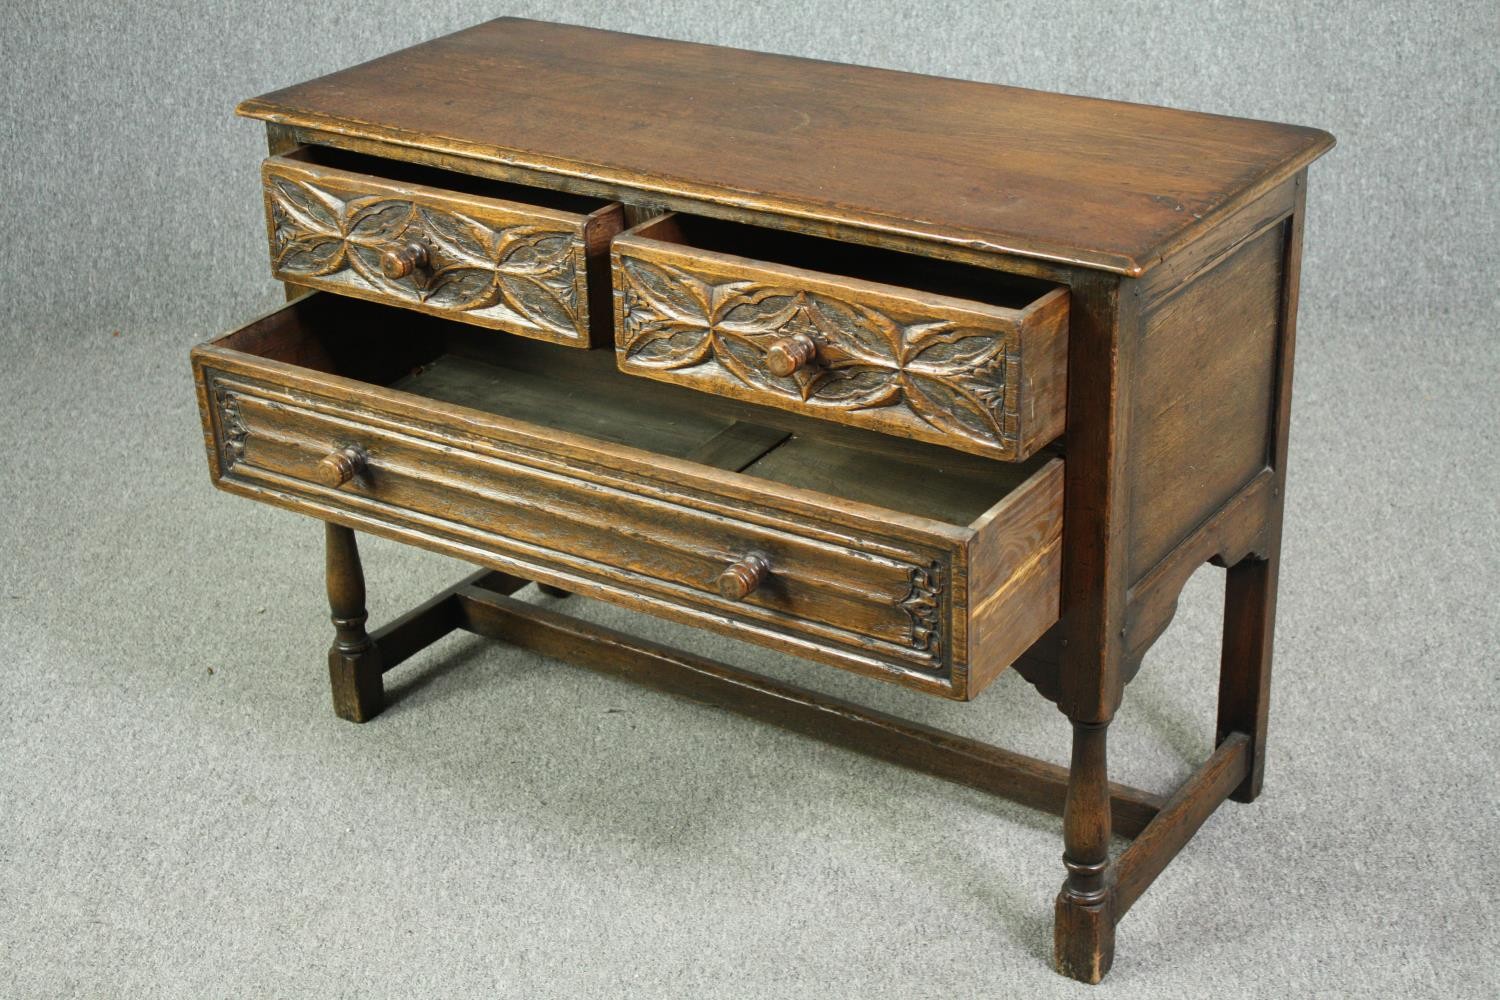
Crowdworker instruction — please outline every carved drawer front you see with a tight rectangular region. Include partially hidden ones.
[192,296,1065,700]
[613,214,1069,461]
[262,147,624,347]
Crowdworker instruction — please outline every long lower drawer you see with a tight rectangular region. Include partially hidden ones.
[191,294,1064,700]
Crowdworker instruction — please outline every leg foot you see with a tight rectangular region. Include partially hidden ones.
[325,523,384,722]
[1054,891,1115,984]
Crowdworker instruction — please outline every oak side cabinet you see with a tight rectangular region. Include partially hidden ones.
[191,18,1334,983]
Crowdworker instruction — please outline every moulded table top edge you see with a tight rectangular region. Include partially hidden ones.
[237,17,1335,277]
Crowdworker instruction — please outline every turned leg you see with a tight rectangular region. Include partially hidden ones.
[325,522,384,722]
[1216,552,1279,802]
[1054,719,1115,983]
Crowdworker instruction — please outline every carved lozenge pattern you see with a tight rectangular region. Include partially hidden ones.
[267,175,586,340]
[616,256,1020,454]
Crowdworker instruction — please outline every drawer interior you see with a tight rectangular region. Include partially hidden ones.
[219,295,1054,526]
[280,145,612,215]
[628,213,1055,309]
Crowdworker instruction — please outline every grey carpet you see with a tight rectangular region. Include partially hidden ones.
[1,2,1496,997]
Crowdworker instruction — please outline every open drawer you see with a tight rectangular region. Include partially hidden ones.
[613,214,1069,461]
[192,294,1063,700]
[262,146,623,346]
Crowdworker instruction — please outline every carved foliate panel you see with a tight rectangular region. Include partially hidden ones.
[211,381,247,470]
[899,562,945,662]
[263,166,592,344]
[615,252,1028,459]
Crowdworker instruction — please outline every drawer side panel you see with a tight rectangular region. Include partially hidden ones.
[965,458,1065,697]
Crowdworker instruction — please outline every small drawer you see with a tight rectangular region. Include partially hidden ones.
[262,146,624,347]
[613,214,1068,461]
[192,295,1065,700]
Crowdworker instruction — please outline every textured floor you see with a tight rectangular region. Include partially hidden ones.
[3,2,1498,997]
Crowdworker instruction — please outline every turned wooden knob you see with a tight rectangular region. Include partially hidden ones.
[318,445,367,487]
[717,552,771,600]
[764,333,817,377]
[379,240,429,279]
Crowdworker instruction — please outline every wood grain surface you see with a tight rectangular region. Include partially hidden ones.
[238,17,1334,275]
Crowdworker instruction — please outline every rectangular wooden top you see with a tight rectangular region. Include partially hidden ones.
[239,18,1334,276]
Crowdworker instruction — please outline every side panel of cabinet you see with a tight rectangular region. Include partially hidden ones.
[1125,222,1288,584]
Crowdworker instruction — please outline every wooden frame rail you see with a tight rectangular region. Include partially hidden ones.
[358,562,1250,929]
